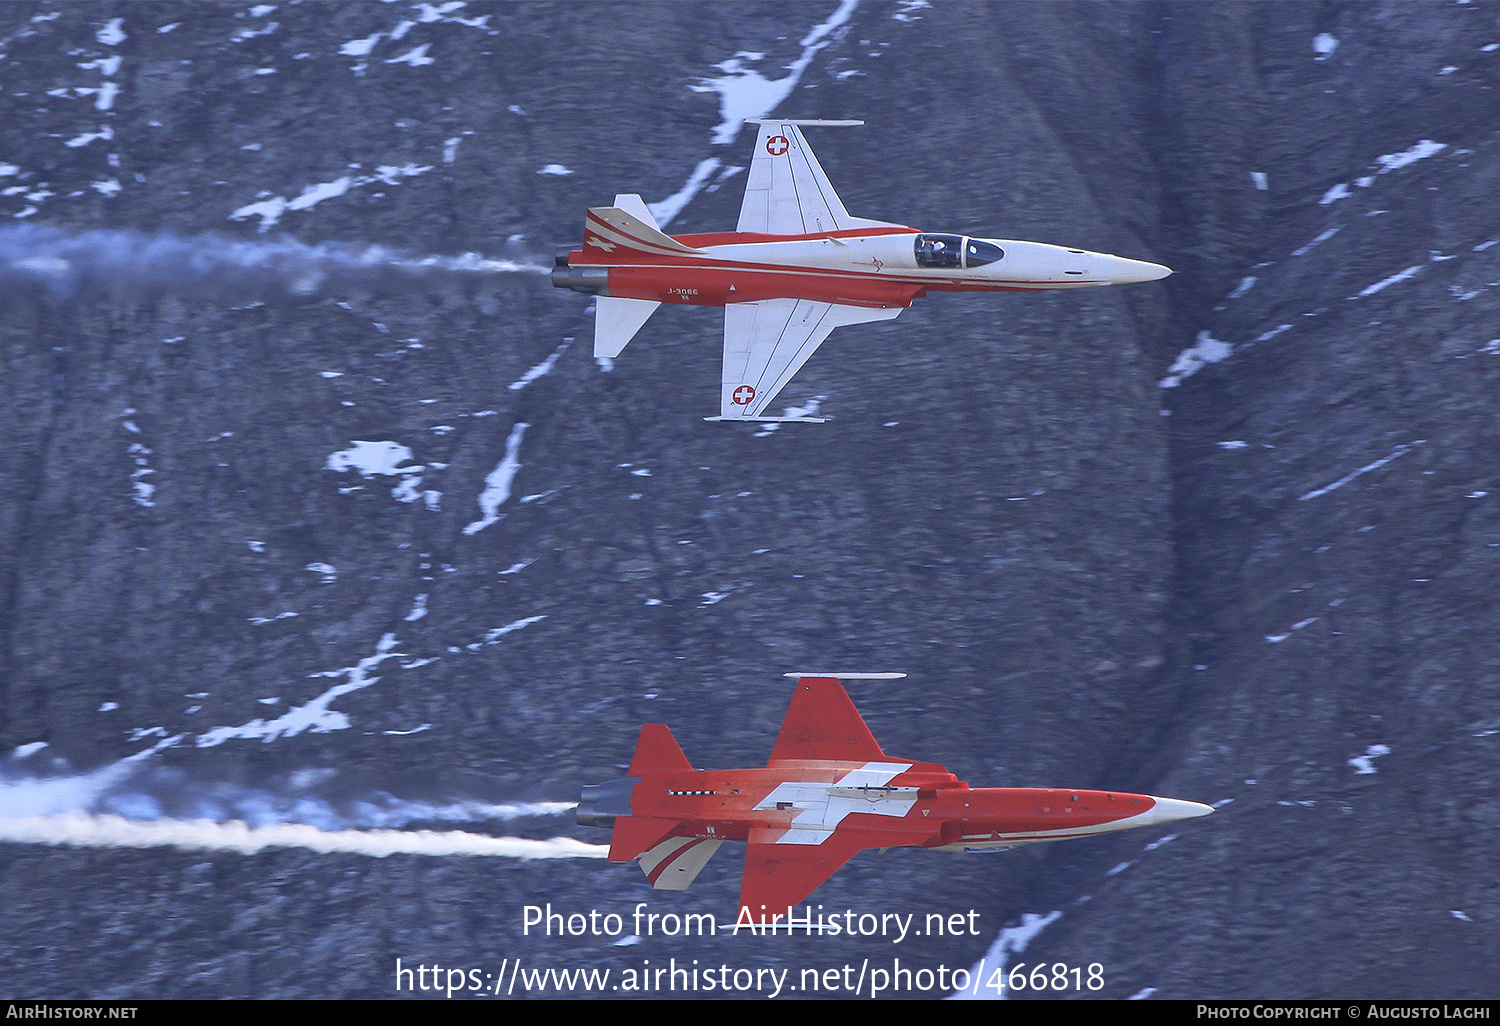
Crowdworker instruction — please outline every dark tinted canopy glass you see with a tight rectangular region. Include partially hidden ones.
[914,234,963,269]
[965,239,1004,268]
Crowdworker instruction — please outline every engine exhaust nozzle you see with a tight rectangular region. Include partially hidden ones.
[576,776,638,828]
[550,249,610,296]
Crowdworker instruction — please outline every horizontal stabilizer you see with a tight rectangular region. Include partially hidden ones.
[628,723,694,776]
[595,296,660,358]
[639,836,724,890]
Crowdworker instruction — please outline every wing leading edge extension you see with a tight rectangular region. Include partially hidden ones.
[714,299,902,421]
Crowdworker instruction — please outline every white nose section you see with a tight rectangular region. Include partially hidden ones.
[1138,796,1214,826]
[1109,257,1172,284]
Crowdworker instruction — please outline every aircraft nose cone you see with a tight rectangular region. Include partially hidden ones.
[1111,257,1173,284]
[1141,796,1214,825]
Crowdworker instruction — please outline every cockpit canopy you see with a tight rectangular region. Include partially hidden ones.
[915,234,1005,269]
[965,238,1004,267]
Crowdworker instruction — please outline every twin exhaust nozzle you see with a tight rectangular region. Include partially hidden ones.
[551,247,610,295]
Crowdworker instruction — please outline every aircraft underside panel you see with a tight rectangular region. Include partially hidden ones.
[720,299,902,419]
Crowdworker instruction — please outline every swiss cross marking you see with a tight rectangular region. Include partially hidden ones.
[732,385,756,405]
[765,135,790,156]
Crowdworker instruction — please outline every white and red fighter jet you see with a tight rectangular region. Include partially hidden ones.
[553,120,1171,422]
[578,673,1211,922]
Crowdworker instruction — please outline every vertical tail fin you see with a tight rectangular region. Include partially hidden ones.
[584,206,700,258]
[579,201,693,357]
[597,725,694,863]
[611,193,660,232]
[627,723,693,776]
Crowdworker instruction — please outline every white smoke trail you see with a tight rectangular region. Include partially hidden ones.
[0,814,607,860]
[0,224,546,308]
[0,732,184,817]
[0,763,577,831]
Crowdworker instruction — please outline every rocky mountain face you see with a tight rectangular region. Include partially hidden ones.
[0,0,1495,1000]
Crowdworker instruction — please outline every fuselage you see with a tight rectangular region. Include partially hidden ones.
[555,225,1172,310]
[594,758,1210,853]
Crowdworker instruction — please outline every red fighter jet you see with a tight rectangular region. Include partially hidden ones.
[552,119,1170,423]
[578,673,1212,922]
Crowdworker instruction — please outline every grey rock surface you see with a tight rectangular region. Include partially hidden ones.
[0,0,1494,1000]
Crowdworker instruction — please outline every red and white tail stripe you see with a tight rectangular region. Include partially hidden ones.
[584,207,702,260]
[637,834,724,890]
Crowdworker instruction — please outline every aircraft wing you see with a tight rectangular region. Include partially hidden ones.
[740,825,921,919]
[738,121,906,235]
[716,299,903,421]
[739,832,864,920]
[769,675,888,763]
